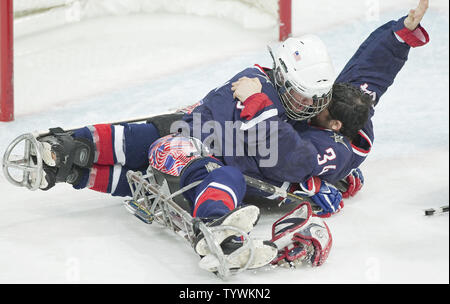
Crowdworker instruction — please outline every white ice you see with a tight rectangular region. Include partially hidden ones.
[0,1,448,283]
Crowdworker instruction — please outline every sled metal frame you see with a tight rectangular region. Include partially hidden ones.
[2,132,257,279]
[2,115,160,192]
[2,133,43,191]
[2,127,320,279]
[125,167,256,279]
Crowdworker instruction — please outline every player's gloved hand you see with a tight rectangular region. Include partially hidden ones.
[341,168,364,199]
[270,202,332,268]
[295,176,344,218]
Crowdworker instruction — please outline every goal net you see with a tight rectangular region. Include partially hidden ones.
[1,0,291,121]
[13,0,291,38]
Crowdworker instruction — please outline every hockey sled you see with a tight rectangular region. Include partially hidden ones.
[2,131,276,278]
[2,113,176,191]
[124,167,276,279]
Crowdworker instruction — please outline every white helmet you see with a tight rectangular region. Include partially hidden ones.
[271,35,335,121]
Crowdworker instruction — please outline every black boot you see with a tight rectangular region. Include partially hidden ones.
[36,127,94,190]
[38,127,95,170]
[39,164,84,191]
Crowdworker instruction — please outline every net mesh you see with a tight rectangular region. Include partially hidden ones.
[13,0,280,37]
[14,0,279,17]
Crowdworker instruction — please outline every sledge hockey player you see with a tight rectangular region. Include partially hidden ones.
[4,0,430,271]
[225,0,430,208]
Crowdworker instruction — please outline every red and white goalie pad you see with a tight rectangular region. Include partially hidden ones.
[270,202,332,267]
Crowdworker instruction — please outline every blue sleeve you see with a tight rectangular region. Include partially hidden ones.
[224,115,318,186]
[335,16,415,162]
[336,16,412,106]
[261,120,318,184]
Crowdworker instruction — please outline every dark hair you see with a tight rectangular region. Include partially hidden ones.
[328,82,373,140]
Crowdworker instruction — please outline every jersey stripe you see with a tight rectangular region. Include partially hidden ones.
[351,130,372,157]
[240,108,278,131]
[114,125,125,165]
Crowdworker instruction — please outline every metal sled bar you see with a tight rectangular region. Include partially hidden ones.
[125,169,257,279]
[126,170,195,232]
[2,133,43,190]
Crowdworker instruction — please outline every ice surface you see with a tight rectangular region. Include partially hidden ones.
[0,1,448,283]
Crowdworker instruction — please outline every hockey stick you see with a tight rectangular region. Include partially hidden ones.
[204,162,315,207]
[241,174,351,214]
[32,112,175,137]
[243,174,310,205]
[424,205,449,216]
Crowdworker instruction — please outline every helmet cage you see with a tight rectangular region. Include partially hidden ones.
[274,62,332,121]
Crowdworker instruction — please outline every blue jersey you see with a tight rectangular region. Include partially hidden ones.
[182,16,429,188]
[69,16,428,203]
[182,65,319,186]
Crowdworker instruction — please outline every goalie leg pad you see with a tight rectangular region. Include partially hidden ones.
[271,202,333,267]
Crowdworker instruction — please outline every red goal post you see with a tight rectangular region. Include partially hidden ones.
[0,0,13,122]
[279,0,292,41]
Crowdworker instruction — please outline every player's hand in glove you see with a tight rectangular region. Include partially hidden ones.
[295,176,344,218]
[270,202,332,268]
[341,168,364,199]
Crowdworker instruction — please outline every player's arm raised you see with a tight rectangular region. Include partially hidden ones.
[404,0,429,31]
[336,0,430,106]
[333,0,430,199]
